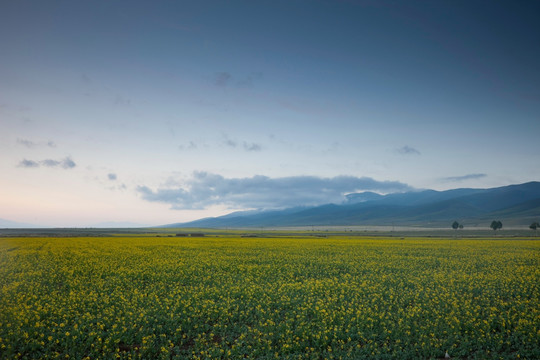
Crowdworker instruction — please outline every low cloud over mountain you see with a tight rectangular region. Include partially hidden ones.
[137,172,413,210]
[165,182,540,228]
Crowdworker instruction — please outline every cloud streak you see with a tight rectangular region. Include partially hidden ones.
[18,159,40,168]
[17,157,76,169]
[179,141,198,151]
[442,173,487,182]
[243,142,261,152]
[137,172,413,210]
[222,135,262,152]
[397,145,420,155]
[17,138,56,148]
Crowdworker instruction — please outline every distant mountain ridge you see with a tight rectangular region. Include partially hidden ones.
[164,182,540,228]
[0,218,42,228]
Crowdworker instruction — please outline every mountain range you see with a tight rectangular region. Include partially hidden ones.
[0,218,41,228]
[165,182,540,228]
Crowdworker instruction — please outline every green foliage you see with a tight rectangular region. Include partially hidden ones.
[530,222,539,230]
[451,221,464,230]
[490,220,503,231]
[0,236,538,359]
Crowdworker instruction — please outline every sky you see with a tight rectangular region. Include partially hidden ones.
[1,0,539,227]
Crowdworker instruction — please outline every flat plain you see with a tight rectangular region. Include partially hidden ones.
[0,234,538,359]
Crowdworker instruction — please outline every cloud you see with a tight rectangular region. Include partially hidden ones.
[17,157,76,169]
[220,133,238,148]
[225,139,237,148]
[17,138,36,148]
[109,183,127,191]
[442,173,487,182]
[137,172,413,210]
[243,142,262,152]
[18,159,39,168]
[222,134,262,151]
[41,159,61,167]
[214,72,232,87]
[59,157,76,169]
[397,145,420,155]
[179,141,198,151]
[17,138,56,148]
[108,173,117,181]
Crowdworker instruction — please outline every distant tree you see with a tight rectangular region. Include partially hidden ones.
[452,221,464,238]
[490,220,503,231]
[530,222,539,236]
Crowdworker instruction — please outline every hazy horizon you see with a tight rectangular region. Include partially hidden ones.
[2,1,539,227]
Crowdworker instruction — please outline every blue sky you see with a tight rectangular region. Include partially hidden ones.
[1,0,539,227]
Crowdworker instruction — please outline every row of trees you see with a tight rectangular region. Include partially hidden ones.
[451,221,463,230]
[452,220,503,230]
[451,220,540,232]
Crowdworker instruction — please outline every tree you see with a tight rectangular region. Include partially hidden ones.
[530,222,539,236]
[490,220,503,231]
[452,221,464,238]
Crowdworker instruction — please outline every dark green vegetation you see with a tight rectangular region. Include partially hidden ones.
[451,221,463,230]
[490,220,503,231]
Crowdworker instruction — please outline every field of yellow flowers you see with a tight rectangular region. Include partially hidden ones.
[0,235,538,359]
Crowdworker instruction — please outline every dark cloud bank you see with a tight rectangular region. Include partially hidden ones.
[137,172,413,210]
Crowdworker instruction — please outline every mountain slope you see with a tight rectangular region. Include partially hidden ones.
[0,218,41,228]
[163,182,540,228]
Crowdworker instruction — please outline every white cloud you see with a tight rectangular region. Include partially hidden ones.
[137,172,413,210]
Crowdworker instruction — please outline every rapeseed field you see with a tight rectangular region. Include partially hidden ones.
[0,236,538,359]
